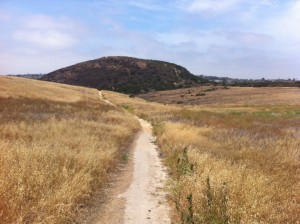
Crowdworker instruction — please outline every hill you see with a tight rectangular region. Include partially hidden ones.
[41,56,202,94]
[0,76,139,223]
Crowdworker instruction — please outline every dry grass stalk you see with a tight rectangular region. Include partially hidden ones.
[0,77,139,223]
[104,90,300,224]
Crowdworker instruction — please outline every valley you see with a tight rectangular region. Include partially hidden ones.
[138,85,300,105]
[0,76,299,223]
[103,88,300,223]
[2,0,300,222]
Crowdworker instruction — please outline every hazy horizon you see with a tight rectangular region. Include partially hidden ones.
[1,0,299,79]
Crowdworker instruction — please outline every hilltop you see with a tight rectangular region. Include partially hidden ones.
[41,56,202,94]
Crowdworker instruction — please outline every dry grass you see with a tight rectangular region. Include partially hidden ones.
[102,91,178,122]
[104,90,300,224]
[0,76,97,103]
[138,86,300,106]
[0,77,139,223]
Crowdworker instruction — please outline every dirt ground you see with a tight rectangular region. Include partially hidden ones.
[79,93,170,224]
[118,119,170,224]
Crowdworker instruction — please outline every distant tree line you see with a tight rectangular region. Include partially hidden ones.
[8,74,45,80]
[199,75,300,87]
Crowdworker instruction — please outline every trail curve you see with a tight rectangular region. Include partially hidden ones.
[95,91,170,224]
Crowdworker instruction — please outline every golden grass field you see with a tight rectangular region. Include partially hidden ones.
[0,76,139,223]
[104,88,300,224]
[138,86,300,106]
[1,76,299,224]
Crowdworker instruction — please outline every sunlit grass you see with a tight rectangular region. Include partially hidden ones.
[0,77,139,223]
[104,90,300,224]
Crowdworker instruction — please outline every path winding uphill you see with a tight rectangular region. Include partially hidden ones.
[95,91,170,224]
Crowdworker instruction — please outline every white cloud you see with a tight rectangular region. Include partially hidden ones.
[12,15,80,51]
[176,0,243,13]
[156,32,192,45]
[155,30,231,53]
[22,15,74,30]
[1,1,299,78]
[190,0,241,12]
[267,1,300,42]
[0,51,88,74]
[127,0,166,11]
[0,12,86,74]
[13,30,76,50]
[0,10,11,21]
[225,31,273,46]
[253,0,300,56]
[175,0,279,15]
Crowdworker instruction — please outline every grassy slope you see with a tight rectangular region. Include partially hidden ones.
[138,86,300,105]
[0,77,139,223]
[104,89,300,224]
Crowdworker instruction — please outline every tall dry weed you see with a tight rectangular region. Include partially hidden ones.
[105,90,300,224]
[0,85,139,223]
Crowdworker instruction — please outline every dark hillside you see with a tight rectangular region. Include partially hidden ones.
[41,56,203,93]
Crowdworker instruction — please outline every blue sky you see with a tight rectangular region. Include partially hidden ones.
[0,0,299,79]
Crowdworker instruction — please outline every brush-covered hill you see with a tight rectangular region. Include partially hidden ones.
[41,56,203,94]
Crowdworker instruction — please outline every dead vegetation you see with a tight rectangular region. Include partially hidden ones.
[1,75,299,223]
[104,89,300,224]
[138,86,300,106]
[0,77,139,223]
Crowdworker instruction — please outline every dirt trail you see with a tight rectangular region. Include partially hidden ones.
[99,91,116,106]
[94,91,170,224]
[118,118,170,224]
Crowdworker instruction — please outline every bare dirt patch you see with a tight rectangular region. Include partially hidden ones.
[78,143,135,224]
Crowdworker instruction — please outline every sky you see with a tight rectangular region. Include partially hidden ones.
[0,0,299,79]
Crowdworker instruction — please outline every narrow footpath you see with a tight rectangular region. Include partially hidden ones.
[93,91,170,224]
